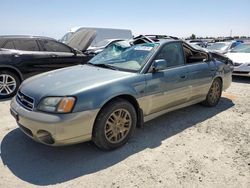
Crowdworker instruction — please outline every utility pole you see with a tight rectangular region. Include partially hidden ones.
[230,29,232,37]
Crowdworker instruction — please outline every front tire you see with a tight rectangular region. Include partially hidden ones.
[92,98,137,150]
[202,78,222,107]
[0,71,20,99]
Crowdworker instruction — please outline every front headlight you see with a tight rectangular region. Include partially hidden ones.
[37,97,76,113]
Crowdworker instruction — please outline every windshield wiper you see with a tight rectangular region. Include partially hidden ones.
[86,62,117,70]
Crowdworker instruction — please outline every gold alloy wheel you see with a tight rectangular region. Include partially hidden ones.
[208,80,221,104]
[104,108,132,144]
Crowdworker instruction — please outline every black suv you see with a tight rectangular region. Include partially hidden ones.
[0,35,91,99]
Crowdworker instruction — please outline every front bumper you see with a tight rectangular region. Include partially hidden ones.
[233,63,250,77]
[10,97,99,146]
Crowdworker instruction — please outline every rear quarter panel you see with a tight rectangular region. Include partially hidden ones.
[213,60,232,90]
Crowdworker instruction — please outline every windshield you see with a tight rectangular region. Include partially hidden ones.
[230,43,250,53]
[207,43,229,51]
[89,41,159,71]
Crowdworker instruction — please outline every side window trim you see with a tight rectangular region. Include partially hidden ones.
[36,40,45,51]
[34,40,42,51]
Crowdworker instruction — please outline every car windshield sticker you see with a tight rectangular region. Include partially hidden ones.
[134,46,153,51]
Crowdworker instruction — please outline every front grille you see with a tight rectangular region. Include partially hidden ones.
[17,90,35,111]
[234,62,242,66]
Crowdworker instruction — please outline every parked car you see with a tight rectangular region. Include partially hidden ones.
[10,37,232,150]
[207,41,241,54]
[60,27,133,50]
[188,43,234,67]
[0,35,93,99]
[225,43,250,77]
[187,40,207,48]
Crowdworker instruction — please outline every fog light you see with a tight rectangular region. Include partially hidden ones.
[37,130,54,145]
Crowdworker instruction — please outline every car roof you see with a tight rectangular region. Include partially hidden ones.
[156,38,180,44]
[0,35,56,41]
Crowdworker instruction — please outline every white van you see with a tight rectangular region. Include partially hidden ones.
[60,27,133,51]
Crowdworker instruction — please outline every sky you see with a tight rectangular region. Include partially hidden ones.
[0,0,250,39]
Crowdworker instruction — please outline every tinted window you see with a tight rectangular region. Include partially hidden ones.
[41,40,72,53]
[3,41,15,49]
[155,42,185,68]
[13,39,39,51]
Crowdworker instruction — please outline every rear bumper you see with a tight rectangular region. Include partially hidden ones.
[10,97,99,146]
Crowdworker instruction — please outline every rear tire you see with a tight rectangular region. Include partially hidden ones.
[202,78,222,107]
[0,70,20,99]
[92,98,137,150]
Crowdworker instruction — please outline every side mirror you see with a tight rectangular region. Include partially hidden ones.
[152,59,167,72]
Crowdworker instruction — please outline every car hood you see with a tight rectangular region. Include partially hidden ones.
[66,29,97,51]
[20,65,134,103]
[225,53,250,63]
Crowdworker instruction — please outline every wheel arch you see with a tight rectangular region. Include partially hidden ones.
[214,76,223,86]
[93,94,143,132]
[0,65,23,82]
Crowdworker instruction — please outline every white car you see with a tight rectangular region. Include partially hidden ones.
[226,43,250,77]
[207,41,241,54]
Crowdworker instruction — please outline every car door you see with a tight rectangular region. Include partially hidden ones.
[143,42,191,115]
[183,44,212,100]
[12,39,54,78]
[38,39,84,69]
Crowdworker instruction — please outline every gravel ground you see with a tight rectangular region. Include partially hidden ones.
[0,77,249,188]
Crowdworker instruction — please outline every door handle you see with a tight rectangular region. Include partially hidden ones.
[12,54,19,58]
[51,54,58,58]
[180,75,187,79]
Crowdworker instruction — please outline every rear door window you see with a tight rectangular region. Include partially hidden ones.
[3,41,15,49]
[183,44,208,64]
[13,39,40,51]
[40,40,72,53]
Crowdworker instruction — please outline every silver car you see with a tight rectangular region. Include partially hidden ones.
[10,38,232,150]
[207,41,241,54]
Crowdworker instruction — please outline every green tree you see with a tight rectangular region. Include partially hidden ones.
[190,34,196,39]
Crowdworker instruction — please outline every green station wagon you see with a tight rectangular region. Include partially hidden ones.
[10,37,233,150]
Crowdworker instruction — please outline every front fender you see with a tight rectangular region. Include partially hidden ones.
[73,75,146,112]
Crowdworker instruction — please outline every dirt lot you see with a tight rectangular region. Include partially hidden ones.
[0,77,249,188]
